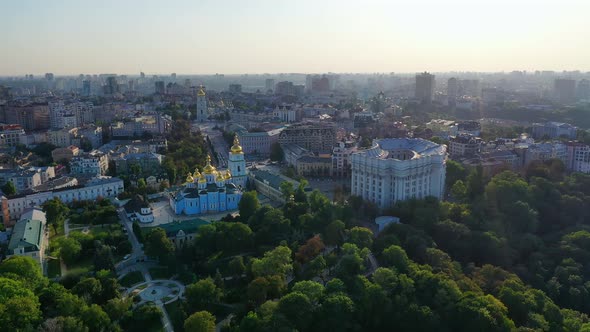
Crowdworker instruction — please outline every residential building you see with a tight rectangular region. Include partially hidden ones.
[112,152,163,175]
[332,141,357,178]
[3,103,50,131]
[415,72,435,104]
[523,142,568,166]
[51,145,80,162]
[351,138,447,209]
[449,134,482,157]
[229,84,242,93]
[0,168,42,193]
[566,142,590,173]
[70,151,109,176]
[0,124,25,147]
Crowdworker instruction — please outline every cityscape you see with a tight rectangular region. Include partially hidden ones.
[2,1,590,332]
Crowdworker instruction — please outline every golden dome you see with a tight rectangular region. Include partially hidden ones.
[185,173,194,183]
[225,169,232,180]
[198,173,206,183]
[230,135,243,154]
[197,85,206,97]
[193,168,201,178]
[216,171,225,181]
[203,155,217,174]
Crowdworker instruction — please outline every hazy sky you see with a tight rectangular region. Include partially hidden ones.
[1,0,589,75]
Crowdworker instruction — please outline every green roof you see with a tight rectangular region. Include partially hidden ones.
[145,219,209,237]
[8,219,43,253]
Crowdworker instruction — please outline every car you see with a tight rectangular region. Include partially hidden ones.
[123,254,131,260]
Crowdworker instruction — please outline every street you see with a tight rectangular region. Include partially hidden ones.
[196,122,229,168]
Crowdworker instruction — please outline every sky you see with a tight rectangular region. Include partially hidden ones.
[1,0,589,75]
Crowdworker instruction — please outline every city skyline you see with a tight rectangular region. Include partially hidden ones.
[2,0,590,75]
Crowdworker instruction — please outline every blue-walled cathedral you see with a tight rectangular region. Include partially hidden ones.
[169,136,247,215]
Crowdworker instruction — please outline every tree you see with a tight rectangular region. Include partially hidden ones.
[80,304,111,332]
[42,198,70,232]
[292,280,324,304]
[104,297,133,322]
[0,256,45,289]
[270,142,284,162]
[381,245,410,273]
[451,292,515,332]
[132,221,144,243]
[229,256,246,278]
[295,235,325,263]
[94,245,115,272]
[278,292,313,330]
[73,278,103,304]
[124,304,162,332]
[0,277,42,331]
[144,227,175,262]
[57,237,82,265]
[450,180,467,201]
[348,227,374,249]
[324,220,345,247]
[239,191,260,222]
[279,181,294,200]
[185,278,222,312]
[1,181,16,196]
[446,159,467,190]
[318,294,355,331]
[38,316,88,332]
[184,311,216,332]
[251,245,293,278]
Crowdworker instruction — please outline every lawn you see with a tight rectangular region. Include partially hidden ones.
[46,258,61,278]
[65,257,94,275]
[119,271,144,287]
[165,301,186,332]
[149,267,173,279]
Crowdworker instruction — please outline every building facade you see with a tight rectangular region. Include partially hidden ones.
[351,138,447,209]
[449,134,482,157]
[196,87,208,122]
[566,142,590,173]
[278,122,336,153]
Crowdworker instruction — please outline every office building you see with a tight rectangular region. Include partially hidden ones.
[351,138,447,209]
[566,142,590,173]
[155,81,166,94]
[532,122,578,139]
[278,122,336,153]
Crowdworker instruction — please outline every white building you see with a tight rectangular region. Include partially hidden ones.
[1,176,124,223]
[532,122,578,140]
[70,151,109,176]
[566,142,590,173]
[351,138,447,209]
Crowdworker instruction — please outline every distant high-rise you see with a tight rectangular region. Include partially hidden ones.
[128,80,135,92]
[103,76,120,95]
[577,79,590,100]
[275,81,296,96]
[415,72,435,104]
[82,80,91,96]
[171,73,177,80]
[265,79,275,93]
[229,84,242,93]
[554,78,576,104]
[140,72,145,79]
[184,79,192,88]
[447,77,458,106]
[45,73,54,81]
[155,81,166,94]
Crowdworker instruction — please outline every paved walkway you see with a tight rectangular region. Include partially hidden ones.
[122,270,179,332]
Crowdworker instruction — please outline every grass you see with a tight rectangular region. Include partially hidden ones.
[65,257,94,275]
[119,271,145,287]
[47,258,61,278]
[165,301,186,332]
[149,267,173,279]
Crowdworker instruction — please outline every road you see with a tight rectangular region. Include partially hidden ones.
[196,122,229,168]
[116,208,174,332]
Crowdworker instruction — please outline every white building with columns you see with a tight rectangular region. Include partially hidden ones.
[351,138,447,210]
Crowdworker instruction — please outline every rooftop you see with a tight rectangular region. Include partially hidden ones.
[8,218,44,253]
